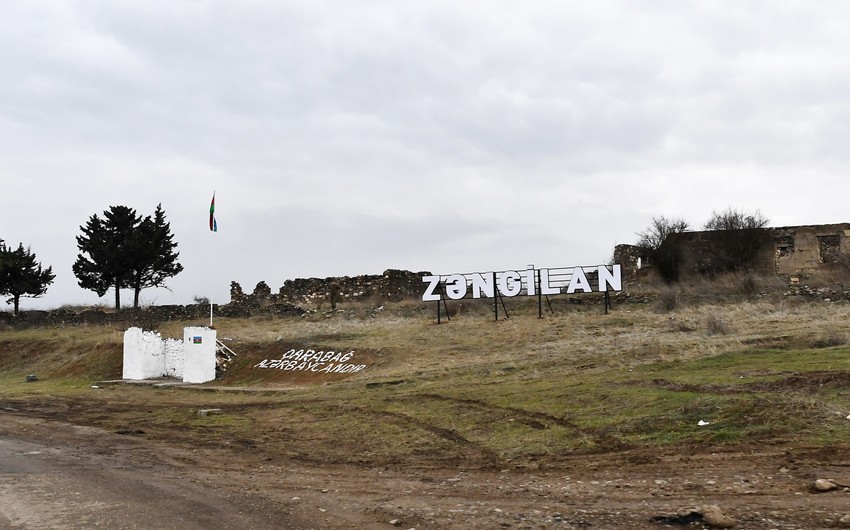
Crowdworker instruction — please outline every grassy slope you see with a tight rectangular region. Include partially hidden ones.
[1,295,849,467]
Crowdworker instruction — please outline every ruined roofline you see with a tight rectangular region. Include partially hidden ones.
[669,222,850,237]
[615,221,850,281]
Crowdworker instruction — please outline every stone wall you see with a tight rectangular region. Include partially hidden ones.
[772,224,850,275]
[613,244,652,282]
[279,268,430,304]
[230,268,431,308]
[0,305,220,329]
[615,223,850,281]
[225,280,306,317]
[0,269,427,329]
[671,228,775,276]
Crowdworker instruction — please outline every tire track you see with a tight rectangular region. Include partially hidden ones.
[391,393,631,452]
[354,406,502,467]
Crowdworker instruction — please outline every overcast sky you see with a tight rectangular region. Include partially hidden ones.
[2,1,849,310]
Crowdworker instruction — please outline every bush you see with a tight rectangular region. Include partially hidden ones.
[701,208,771,275]
[704,208,769,231]
[740,273,758,296]
[657,285,680,313]
[705,313,729,335]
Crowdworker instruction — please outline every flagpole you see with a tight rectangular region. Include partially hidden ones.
[210,260,215,327]
[209,191,217,328]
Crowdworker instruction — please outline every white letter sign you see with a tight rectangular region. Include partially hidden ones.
[445,274,467,300]
[422,265,621,301]
[422,276,441,302]
[497,270,522,297]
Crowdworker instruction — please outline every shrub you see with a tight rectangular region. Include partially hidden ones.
[701,208,771,275]
[740,273,758,296]
[705,313,729,335]
[657,285,680,313]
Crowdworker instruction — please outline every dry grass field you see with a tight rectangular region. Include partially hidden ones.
[2,275,850,528]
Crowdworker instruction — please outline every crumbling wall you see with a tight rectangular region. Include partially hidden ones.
[2,269,429,328]
[615,223,850,281]
[613,244,651,282]
[772,224,850,275]
[223,280,307,317]
[164,338,184,378]
[0,305,221,329]
[229,269,431,308]
[673,229,775,276]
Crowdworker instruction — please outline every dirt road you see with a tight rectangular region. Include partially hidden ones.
[0,414,330,529]
[2,410,850,530]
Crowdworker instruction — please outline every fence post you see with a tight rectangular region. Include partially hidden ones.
[493,271,499,320]
[537,268,543,319]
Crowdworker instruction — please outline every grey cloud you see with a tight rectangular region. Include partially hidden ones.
[3,2,850,309]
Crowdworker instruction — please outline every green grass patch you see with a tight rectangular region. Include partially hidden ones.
[3,304,850,467]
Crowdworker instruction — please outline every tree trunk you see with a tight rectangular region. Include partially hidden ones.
[114,282,121,310]
[133,285,140,309]
[12,295,19,317]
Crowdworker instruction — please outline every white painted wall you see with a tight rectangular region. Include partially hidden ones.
[123,326,216,383]
[122,328,166,380]
[164,338,184,379]
[182,327,217,384]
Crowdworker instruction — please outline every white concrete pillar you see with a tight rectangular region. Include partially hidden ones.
[122,327,166,380]
[182,327,217,384]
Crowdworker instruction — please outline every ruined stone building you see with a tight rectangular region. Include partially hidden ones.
[615,223,850,281]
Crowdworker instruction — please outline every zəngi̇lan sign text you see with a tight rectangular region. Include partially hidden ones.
[421,264,622,301]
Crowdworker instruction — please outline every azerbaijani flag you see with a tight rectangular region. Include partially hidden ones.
[209,192,218,232]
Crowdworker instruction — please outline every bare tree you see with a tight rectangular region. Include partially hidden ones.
[637,216,690,250]
[702,208,770,274]
[704,208,768,231]
[636,216,690,283]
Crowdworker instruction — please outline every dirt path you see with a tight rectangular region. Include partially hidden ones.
[2,411,850,529]
[0,415,367,529]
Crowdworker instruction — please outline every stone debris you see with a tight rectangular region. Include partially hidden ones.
[215,339,237,376]
[25,374,38,382]
[700,505,736,528]
[651,510,702,525]
[652,505,735,528]
[115,429,146,436]
[197,408,222,417]
[814,479,838,492]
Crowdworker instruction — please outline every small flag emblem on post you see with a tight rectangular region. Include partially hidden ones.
[209,193,217,232]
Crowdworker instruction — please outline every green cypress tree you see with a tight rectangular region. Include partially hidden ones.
[129,204,184,308]
[0,242,55,316]
[73,206,141,310]
[74,204,183,310]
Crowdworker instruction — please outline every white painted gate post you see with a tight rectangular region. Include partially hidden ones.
[182,327,217,384]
